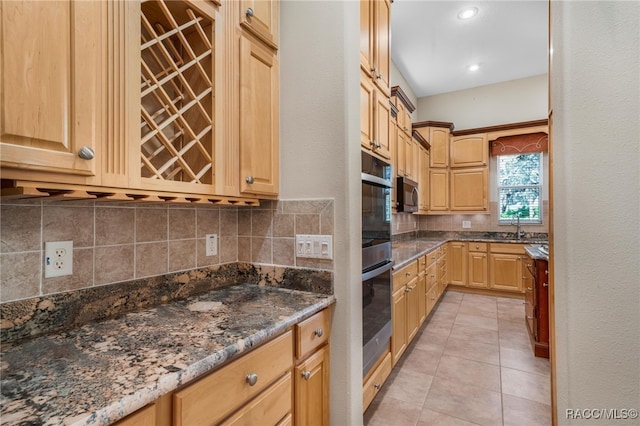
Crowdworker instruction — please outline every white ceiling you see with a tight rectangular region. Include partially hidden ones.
[391,0,549,98]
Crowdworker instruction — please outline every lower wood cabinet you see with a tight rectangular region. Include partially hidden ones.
[363,351,392,411]
[448,242,467,286]
[468,243,488,289]
[488,243,527,293]
[119,308,331,426]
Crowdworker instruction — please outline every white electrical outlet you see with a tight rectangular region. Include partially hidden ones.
[205,234,218,256]
[462,220,471,229]
[44,241,73,278]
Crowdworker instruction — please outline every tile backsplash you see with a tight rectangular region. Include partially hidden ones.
[0,199,334,303]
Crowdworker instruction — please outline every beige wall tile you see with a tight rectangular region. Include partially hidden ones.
[196,238,219,267]
[136,242,168,278]
[95,245,134,285]
[1,205,41,253]
[43,248,94,295]
[219,209,238,236]
[168,209,196,240]
[96,207,135,246]
[320,202,334,235]
[251,210,273,236]
[238,210,251,236]
[43,206,94,248]
[296,257,333,270]
[251,237,272,264]
[169,239,196,272]
[219,236,238,264]
[136,208,167,243]
[238,236,251,262]
[295,214,320,235]
[196,208,220,238]
[273,238,294,267]
[273,213,294,237]
[0,252,40,302]
[281,200,330,214]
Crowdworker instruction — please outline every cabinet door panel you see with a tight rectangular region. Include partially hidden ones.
[239,0,278,49]
[418,147,430,212]
[468,252,488,288]
[0,0,101,177]
[450,167,488,211]
[429,128,449,168]
[373,0,390,93]
[373,88,391,159]
[391,287,407,366]
[295,346,330,426]
[239,36,279,196]
[489,254,521,292]
[429,169,449,211]
[360,73,375,151]
[359,0,373,75]
[448,242,467,285]
[221,373,291,426]
[450,134,488,167]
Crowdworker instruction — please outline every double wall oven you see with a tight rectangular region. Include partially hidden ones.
[361,152,393,377]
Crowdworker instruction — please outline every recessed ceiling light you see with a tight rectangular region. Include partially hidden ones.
[457,7,478,20]
[468,64,480,72]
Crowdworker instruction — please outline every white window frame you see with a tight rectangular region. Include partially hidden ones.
[497,152,543,225]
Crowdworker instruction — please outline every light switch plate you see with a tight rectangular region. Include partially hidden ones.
[295,235,333,260]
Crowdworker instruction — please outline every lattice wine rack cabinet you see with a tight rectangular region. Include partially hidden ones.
[139,0,217,193]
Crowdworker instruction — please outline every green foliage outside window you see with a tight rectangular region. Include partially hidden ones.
[498,153,542,223]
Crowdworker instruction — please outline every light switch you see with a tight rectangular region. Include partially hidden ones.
[295,235,333,260]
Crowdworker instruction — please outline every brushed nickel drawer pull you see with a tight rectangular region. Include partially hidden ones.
[314,328,324,337]
[246,373,258,386]
[301,370,311,381]
[246,7,254,17]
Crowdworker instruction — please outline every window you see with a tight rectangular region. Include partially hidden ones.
[498,153,542,223]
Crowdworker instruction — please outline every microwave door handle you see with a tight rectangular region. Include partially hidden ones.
[362,261,394,281]
[411,186,418,206]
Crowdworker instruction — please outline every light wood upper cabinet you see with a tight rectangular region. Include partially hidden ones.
[239,0,279,49]
[360,72,376,152]
[418,146,430,213]
[373,88,392,159]
[0,0,104,182]
[450,134,488,168]
[450,167,488,211]
[429,128,450,168]
[239,35,280,196]
[396,128,406,177]
[429,169,449,211]
[360,76,391,160]
[360,0,390,94]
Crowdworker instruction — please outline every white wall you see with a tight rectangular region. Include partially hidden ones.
[390,60,419,120]
[417,74,548,130]
[280,1,362,423]
[551,2,640,424]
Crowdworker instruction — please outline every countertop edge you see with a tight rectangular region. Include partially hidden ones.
[79,294,336,426]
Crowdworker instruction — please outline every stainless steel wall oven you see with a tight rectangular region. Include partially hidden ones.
[361,151,393,377]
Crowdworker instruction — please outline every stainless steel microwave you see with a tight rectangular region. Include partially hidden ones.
[396,176,418,212]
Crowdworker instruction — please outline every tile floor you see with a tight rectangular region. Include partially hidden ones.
[364,291,551,426]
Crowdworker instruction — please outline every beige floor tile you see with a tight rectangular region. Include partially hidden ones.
[423,376,503,426]
[443,336,500,366]
[457,302,498,319]
[500,346,550,376]
[499,332,533,352]
[417,408,480,426]
[398,345,442,376]
[502,394,552,426]
[379,367,434,406]
[499,318,530,336]
[497,301,526,322]
[413,330,449,354]
[429,306,458,324]
[454,313,499,331]
[449,324,499,345]
[435,355,501,392]
[501,367,551,405]
[461,293,497,305]
[364,395,423,426]
[423,319,454,338]
[441,291,464,304]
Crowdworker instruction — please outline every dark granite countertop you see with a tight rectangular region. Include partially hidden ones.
[392,235,549,270]
[525,245,550,262]
[0,284,335,426]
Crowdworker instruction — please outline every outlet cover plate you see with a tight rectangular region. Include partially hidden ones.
[44,241,73,278]
[206,234,218,256]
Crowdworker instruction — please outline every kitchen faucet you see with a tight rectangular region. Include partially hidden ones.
[512,216,525,240]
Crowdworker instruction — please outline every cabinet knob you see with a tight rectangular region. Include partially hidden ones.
[77,146,95,160]
[527,287,533,291]
[543,283,549,288]
[374,383,381,390]
[246,7,254,17]
[475,244,480,249]
[527,316,533,320]
[245,176,255,184]
[371,66,377,73]
[314,328,324,338]
[246,373,258,386]
[301,370,311,381]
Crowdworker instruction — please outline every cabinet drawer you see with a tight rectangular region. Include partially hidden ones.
[490,243,525,255]
[468,242,488,252]
[296,309,331,360]
[393,261,418,291]
[426,249,438,268]
[173,331,293,426]
[220,373,292,426]
[363,351,392,411]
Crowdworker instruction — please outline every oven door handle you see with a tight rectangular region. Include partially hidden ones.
[361,172,392,189]
[362,260,394,282]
